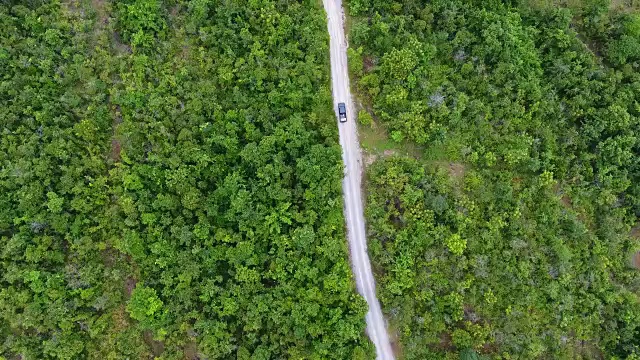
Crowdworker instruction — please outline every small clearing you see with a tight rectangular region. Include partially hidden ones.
[124,276,137,298]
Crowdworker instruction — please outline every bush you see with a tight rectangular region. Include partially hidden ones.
[390,130,404,143]
[347,0,371,16]
[607,35,640,65]
[127,284,164,324]
[348,47,364,78]
[116,0,166,49]
[358,109,373,126]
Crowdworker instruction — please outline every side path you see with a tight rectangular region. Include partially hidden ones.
[322,0,396,359]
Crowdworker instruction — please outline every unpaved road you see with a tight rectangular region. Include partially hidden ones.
[322,1,395,359]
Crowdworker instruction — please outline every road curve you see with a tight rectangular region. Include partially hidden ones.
[322,1,395,359]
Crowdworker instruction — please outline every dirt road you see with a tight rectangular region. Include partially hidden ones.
[322,1,395,359]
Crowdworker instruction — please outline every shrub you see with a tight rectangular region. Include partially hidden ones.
[116,0,166,49]
[358,109,373,126]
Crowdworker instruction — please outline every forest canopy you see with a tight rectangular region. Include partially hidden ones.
[3,0,640,358]
[0,0,373,358]
[346,0,640,359]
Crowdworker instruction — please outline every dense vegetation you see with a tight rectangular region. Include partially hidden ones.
[347,0,640,358]
[0,0,373,358]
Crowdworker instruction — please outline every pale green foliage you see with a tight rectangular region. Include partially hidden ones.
[445,233,466,256]
[358,109,373,126]
[127,285,164,323]
[46,192,64,213]
[348,47,364,78]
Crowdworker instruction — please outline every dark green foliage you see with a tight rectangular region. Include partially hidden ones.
[348,1,640,212]
[105,1,371,357]
[348,0,640,358]
[606,13,640,66]
[1,0,373,358]
[0,2,124,358]
[366,157,640,359]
